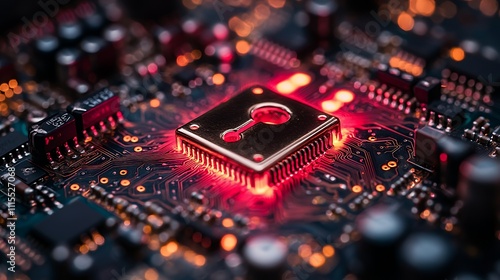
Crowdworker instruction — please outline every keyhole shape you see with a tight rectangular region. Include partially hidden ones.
[222,103,292,143]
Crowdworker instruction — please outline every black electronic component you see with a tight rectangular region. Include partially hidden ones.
[426,101,464,129]
[0,54,16,82]
[306,0,337,41]
[377,64,416,91]
[413,77,441,104]
[436,137,474,191]
[32,35,60,82]
[458,156,500,246]
[80,36,118,82]
[67,88,122,139]
[14,159,47,185]
[446,53,500,88]
[401,34,443,64]
[0,130,29,165]
[414,126,445,168]
[243,235,288,280]
[31,198,107,247]
[399,232,455,280]
[58,21,83,47]
[356,205,408,279]
[56,48,83,84]
[29,112,79,163]
[176,221,225,253]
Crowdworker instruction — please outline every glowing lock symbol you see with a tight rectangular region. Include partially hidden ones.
[221,102,292,143]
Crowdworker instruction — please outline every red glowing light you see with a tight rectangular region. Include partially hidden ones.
[334,90,355,103]
[440,153,447,162]
[147,63,158,74]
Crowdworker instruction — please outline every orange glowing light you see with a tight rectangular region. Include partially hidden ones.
[298,244,312,258]
[289,73,311,87]
[150,98,160,108]
[212,73,225,85]
[309,253,326,268]
[194,255,206,266]
[322,245,335,257]
[160,242,178,257]
[334,90,355,103]
[375,184,386,192]
[321,100,343,113]
[8,79,18,88]
[235,40,251,55]
[222,218,234,228]
[397,12,414,31]
[4,90,13,98]
[414,0,436,16]
[13,86,22,94]
[120,179,130,187]
[276,80,297,94]
[0,83,8,92]
[252,87,263,94]
[450,47,465,61]
[352,185,363,193]
[221,234,238,251]
[268,0,286,8]
[176,55,189,66]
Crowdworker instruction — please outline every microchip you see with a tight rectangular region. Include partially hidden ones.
[29,112,78,162]
[176,86,341,190]
[67,88,121,139]
[31,198,106,247]
[446,54,500,88]
[0,130,28,165]
[14,159,47,185]
[401,34,443,64]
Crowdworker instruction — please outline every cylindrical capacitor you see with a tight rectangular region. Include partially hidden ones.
[243,235,288,280]
[80,36,117,82]
[356,205,408,279]
[56,48,82,84]
[437,137,474,191]
[306,0,337,41]
[58,21,84,47]
[33,35,60,81]
[399,232,455,280]
[458,156,500,246]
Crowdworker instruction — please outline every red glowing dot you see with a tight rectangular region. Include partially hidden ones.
[334,90,355,103]
[289,73,311,87]
[276,80,297,94]
[147,63,158,74]
[321,100,343,113]
[440,153,447,162]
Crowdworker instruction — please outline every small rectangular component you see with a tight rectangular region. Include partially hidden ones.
[0,174,34,202]
[414,125,445,167]
[14,159,47,185]
[31,198,106,246]
[176,85,341,190]
[67,88,121,139]
[0,130,28,165]
[413,77,441,104]
[29,112,77,162]
[377,64,416,91]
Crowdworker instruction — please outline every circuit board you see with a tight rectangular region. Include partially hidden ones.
[1,0,500,279]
